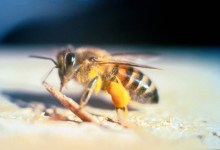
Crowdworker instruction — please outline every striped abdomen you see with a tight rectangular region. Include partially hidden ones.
[115,66,159,104]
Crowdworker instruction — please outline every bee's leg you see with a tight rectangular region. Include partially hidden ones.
[107,81,130,121]
[42,66,56,84]
[80,76,98,108]
[116,107,128,121]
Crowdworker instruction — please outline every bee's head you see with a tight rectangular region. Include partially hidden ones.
[57,49,78,91]
[30,47,79,91]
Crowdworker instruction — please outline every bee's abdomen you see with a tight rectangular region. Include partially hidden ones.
[116,66,159,104]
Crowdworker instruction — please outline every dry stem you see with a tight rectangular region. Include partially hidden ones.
[43,82,141,132]
[43,82,98,124]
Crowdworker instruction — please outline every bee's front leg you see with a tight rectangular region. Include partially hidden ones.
[80,76,98,108]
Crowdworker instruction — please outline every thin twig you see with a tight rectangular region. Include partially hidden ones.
[43,82,142,133]
[43,82,98,124]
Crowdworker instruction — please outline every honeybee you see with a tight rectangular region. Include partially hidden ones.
[31,47,159,118]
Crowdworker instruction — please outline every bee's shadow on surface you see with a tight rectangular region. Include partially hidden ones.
[2,90,115,110]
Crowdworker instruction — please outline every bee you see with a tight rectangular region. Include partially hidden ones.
[31,47,159,118]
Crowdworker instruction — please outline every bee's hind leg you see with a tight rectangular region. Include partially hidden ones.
[116,106,128,122]
[80,76,98,108]
[107,80,130,122]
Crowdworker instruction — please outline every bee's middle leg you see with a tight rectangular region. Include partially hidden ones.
[80,76,98,108]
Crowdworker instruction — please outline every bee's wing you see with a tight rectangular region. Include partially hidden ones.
[111,52,158,58]
[111,52,160,63]
[91,56,161,70]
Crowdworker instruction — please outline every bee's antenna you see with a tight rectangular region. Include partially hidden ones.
[29,55,58,66]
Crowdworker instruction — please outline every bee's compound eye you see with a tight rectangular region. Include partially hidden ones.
[66,53,75,66]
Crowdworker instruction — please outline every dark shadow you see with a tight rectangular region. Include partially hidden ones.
[2,90,115,110]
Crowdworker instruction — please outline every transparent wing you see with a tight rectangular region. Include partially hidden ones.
[111,52,160,64]
[91,54,161,70]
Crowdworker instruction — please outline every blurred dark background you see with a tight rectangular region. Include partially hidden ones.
[0,0,219,46]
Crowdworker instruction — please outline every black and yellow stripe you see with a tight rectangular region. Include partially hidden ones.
[115,65,158,104]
